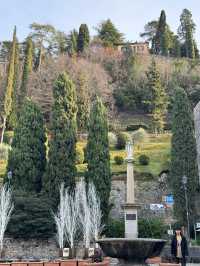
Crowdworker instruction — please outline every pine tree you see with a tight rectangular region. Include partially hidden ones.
[68,29,78,56]
[85,97,111,222]
[97,19,123,47]
[154,10,169,56]
[178,9,196,59]
[169,87,198,224]
[44,73,77,201]
[146,59,168,133]
[77,24,90,53]
[76,73,90,131]
[6,98,47,193]
[18,37,33,107]
[1,27,17,143]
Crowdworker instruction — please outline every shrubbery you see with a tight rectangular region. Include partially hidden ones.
[0,143,11,160]
[114,155,124,165]
[138,218,166,238]
[7,193,55,239]
[105,218,125,238]
[76,145,84,164]
[139,154,150,165]
[126,124,149,131]
[116,132,130,149]
[3,131,14,145]
[108,132,117,147]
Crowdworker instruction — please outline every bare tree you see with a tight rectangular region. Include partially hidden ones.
[0,184,14,256]
[88,183,103,243]
[53,184,67,250]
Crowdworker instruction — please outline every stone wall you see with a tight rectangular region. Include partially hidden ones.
[110,175,173,221]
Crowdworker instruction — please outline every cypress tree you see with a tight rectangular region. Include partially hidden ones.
[68,29,78,56]
[18,37,33,107]
[85,97,111,222]
[1,26,17,143]
[44,73,77,201]
[6,98,47,193]
[8,39,19,129]
[154,10,169,56]
[169,87,198,224]
[76,73,90,132]
[77,24,90,53]
[178,9,196,59]
[146,59,168,133]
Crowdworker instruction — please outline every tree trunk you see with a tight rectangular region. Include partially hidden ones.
[0,117,6,144]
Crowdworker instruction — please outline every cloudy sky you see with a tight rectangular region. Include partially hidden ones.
[1,0,200,45]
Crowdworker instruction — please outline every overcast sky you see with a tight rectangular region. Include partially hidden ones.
[1,0,200,45]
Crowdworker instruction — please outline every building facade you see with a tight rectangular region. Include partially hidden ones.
[116,42,149,55]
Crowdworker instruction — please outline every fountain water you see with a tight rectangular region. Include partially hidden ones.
[97,141,166,263]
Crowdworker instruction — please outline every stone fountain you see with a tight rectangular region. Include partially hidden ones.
[98,141,166,263]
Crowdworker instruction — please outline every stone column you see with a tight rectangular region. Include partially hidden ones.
[123,141,140,239]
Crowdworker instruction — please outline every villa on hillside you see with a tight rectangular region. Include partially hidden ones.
[115,41,149,55]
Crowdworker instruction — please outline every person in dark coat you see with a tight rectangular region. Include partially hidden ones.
[171,226,189,266]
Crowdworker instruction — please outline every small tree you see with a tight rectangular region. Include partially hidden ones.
[146,59,168,133]
[132,128,148,150]
[0,184,14,256]
[77,24,90,53]
[18,37,33,107]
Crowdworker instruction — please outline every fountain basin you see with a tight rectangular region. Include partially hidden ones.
[97,238,166,262]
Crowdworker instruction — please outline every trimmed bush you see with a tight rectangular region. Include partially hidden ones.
[3,131,14,145]
[114,155,124,165]
[7,192,55,239]
[76,145,84,164]
[116,132,130,150]
[0,143,11,160]
[126,123,149,131]
[108,132,117,147]
[105,218,125,238]
[132,128,149,147]
[138,218,166,238]
[139,154,150,165]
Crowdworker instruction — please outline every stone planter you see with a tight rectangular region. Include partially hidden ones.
[81,259,109,266]
[0,263,10,266]
[28,262,44,266]
[60,260,77,266]
[77,259,91,266]
[44,262,60,266]
[12,262,28,266]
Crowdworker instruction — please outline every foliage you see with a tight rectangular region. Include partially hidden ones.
[0,144,10,160]
[76,145,84,164]
[104,218,124,238]
[138,154,150,165]
[85,97,111,222]
[146,59,168,133]
[77,24,90,53]
[18,37,33,107]
[108,132,117,147]
[169,87,198,224]
[114,155,124,165]
[178,9,196,59]
[96,19,123,47]
[76,72,90,131]
[44,73,77,201]
[1,27,17,143]
[68,29,78,56]
[7,192,54,239]
[6,99,46,193]
[126,123,149,131]
[116,132,130,150]
[132,128,148,148]
[138,218,166,238]
[3,131,14,145]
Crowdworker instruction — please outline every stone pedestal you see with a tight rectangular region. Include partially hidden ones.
[123,143,140,239]
[123,203,140,238]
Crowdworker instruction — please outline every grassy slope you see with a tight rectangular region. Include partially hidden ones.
[0,133,171,182]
